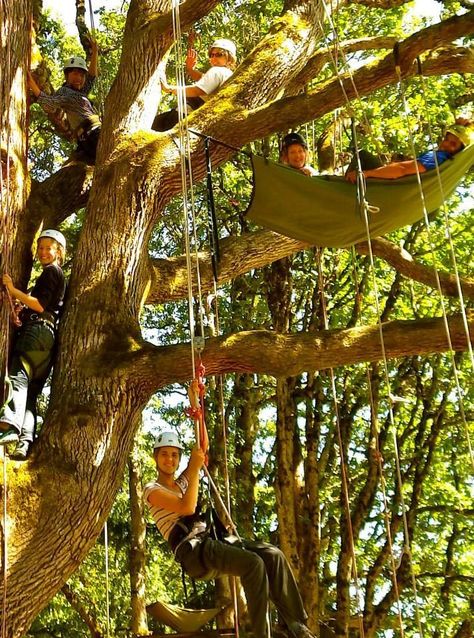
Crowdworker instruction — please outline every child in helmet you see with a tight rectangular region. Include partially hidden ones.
[0,230,67,459]
[152,38,237,131]
[27,38,101,162]
[144,431,316,638]
[279,133,318,176]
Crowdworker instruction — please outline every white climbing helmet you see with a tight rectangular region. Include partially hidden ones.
[209,39,237,60]
[38,229,67,250]
[153,431,183,450]
[64,56,88,73]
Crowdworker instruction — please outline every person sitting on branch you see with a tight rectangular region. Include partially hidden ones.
[143,430,317,638]
[27,38,101,163]
[345,117,473,183]
[0,230,67,459]
[279,133,318,176]
[152,38,237,132]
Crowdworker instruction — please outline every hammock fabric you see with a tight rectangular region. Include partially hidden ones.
[146,600,221,633]
[246,145,474,248]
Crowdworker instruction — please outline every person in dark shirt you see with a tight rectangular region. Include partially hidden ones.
[0,229,67,459]
[345,118,473,183]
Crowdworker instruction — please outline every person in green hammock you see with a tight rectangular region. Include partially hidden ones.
[279,133,318,176]
[345,117,473,183]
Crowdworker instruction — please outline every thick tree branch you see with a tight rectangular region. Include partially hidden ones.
[28,162,94,227]
[242,12,474,135]
[147,230,308,303]
[146,232,473,304]
[355,238,474,299]
[128,313,473,391]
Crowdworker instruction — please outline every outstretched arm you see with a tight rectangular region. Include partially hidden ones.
[88,37,99,77]
[346,159,427,183]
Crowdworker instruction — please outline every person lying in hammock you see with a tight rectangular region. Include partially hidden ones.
[144,431,317,638]
[152,38,237,132]
[345,117,473,183]
[279,133,318,176]
[27,38,101,163]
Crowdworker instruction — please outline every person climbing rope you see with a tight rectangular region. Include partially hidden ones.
[143,431,317,638]
[0,229,67,459]
[345,117,473,183]
[152,38,237,132]
[279,133,318,176]
[27,37,101,163]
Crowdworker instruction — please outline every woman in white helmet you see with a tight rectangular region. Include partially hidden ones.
[27,38,101,162]
[152,38,237,131]
[144,431,316,638]
[0,229,67,459]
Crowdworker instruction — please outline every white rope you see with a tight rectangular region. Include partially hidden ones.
[355,162,426,638]
[315,250,365,638]
[314,2,426,633]
[104,521,110,638]
[1,448,8,638]
[394,66,473,471]
[312,3,411,632]
[171,0,206,382]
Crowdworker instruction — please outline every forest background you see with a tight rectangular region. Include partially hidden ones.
[0,0,472,637]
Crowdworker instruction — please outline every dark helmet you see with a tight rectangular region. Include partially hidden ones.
[281,132,308,150]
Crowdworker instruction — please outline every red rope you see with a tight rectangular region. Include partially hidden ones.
[185,361,209,457]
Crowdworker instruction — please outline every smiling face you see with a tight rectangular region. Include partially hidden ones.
[284,143,308,170]
[208,47,230,68]
[65,68,87,90]
[36,238,61,268]
[155,446,181,477]
[439,132,464,156]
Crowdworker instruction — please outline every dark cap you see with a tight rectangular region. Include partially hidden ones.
[281,132,308,150]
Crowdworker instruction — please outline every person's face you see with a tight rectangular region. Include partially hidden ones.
[209,48,229,67]
[155,446,181,475]
[36,238,60,267]
[65,68,87,90]
[286,143,308,169]
[439,132,464,155]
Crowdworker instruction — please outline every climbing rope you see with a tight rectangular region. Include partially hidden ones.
[1,447,7,638]
[315,249,365,638]
[348,245,407,635]
[393,61,473,471]
[170,0,206,379]
[353,144,425,638]
[104,521,110,638]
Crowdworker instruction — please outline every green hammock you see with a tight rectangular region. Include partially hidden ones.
[246,145,474,248]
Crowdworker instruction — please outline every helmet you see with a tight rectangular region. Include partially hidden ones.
[64,56,88,73]
[445,124,473,148]
[209,39,237,60]
[153,431,183,450]
[38,229,67,250]
[281,132,308,150]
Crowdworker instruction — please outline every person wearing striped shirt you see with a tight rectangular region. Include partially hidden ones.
[27,38,101,162]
